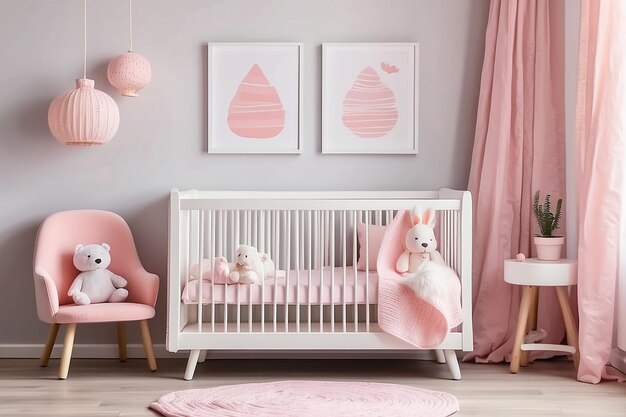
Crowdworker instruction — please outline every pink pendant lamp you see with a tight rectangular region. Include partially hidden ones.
[48,0,119,146]
[107,0,151,97]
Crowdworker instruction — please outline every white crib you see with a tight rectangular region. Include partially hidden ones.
[167,189,473,380]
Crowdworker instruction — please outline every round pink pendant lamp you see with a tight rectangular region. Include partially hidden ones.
[48,0,120,146]
[107,0,152,97]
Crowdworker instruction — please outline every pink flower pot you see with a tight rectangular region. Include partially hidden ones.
[534,236,565,261]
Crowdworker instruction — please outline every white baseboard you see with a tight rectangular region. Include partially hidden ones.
[609,348,626,375]
[0,344,185,359]
[0,344,440,360]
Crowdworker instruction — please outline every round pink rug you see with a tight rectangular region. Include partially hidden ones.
[150,380,459,417]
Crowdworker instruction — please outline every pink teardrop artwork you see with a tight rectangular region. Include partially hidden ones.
[342,66,398,139]
[227,64,285,139]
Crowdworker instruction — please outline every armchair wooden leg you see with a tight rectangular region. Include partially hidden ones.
[59,323,77,380]
[139,320,157,372]
[40,323,60,367]
[117,322,127,362]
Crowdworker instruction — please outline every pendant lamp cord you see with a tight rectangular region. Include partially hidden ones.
[83,0,87,79]
[129,0,133,52]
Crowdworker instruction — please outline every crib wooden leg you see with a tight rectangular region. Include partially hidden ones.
[184,350,201,381]
[443,349,461,380]
[198,350,208,363]
[434,349,446,364]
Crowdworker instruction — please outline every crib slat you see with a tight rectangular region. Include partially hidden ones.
[296,210,301,333]
[197,210,204,332]
[365,210,370,332]
[236,215,241,333]
[353,210,358,333]
[210,210,216,333]
[235,210,240,249]
[285,210,291,333]
[273,210,279,333]
[342,210,347,333]
[253,210,258,249]
[248,217,253,332]
[319,210,324,332]
[261,210,269,333]
[307,210,312,333]
[247,210,252,245]
[331,210,335,333]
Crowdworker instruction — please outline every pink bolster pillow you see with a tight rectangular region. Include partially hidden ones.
[356,223,387,271]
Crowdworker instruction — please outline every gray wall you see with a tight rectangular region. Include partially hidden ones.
[0,0,488,347]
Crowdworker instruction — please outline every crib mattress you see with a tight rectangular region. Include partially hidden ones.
[181,266,378,305]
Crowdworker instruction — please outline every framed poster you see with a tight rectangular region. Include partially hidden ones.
[208,43,303,153]
[322,43,419,154]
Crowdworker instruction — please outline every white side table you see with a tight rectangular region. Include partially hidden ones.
[504,258,579,374]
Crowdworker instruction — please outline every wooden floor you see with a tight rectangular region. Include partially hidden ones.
[0,357,624,416]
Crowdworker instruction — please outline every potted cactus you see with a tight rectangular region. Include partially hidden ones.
[533,191,564,260]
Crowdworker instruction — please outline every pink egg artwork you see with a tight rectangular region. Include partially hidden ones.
[342,66,399,139]
[227,64,285,139]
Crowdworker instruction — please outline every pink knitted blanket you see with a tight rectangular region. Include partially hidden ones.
[377,210,463,348]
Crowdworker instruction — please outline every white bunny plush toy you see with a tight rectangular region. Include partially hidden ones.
[396,206,445,274]
[396,206,450,301]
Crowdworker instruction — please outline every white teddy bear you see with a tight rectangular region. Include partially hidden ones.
[68,243,128,305]
[228,245,277,284]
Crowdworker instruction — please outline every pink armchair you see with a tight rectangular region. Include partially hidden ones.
[33,210,159,379]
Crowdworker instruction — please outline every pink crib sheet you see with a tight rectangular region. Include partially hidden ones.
[181,266,378,305]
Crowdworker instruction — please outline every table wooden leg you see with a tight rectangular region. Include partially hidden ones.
[555,286,579,370]
[521,286,539,367]
[511,286,533,373]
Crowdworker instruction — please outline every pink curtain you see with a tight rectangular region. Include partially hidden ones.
[575,0,626,384]
[465,0,567,363]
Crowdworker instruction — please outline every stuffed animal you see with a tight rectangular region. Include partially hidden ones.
[396,206,445,274]
[228,245,277,284]
[190,256,231,284]
[68,243,128,305]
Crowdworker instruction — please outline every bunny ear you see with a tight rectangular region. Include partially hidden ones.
[423,208,436,227]
[411,205,423,225]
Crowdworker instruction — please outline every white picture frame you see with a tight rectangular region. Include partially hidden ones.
[322,43,419,154]
[207,42,303,154]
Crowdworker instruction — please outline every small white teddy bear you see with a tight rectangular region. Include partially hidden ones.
[68,243,128,305]
[228,245,276,284]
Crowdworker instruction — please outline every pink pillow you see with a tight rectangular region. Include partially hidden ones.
[357,223,387,271]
